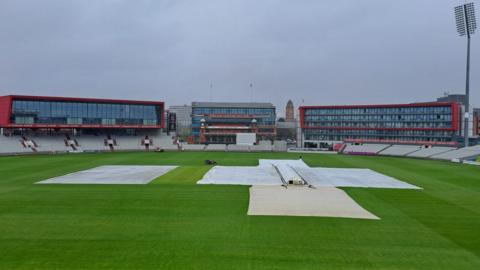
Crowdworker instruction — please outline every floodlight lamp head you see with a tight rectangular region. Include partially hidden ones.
[455,6,466,36]
[465,2,477,35]
[455,3,477,36]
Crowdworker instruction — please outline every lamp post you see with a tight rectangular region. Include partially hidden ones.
[250,83,254,102]
[455,2,476,147]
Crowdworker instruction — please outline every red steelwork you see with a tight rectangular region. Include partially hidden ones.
[299,106,305,129]
[0,96,12,126]
[0,95,165,129]
[451,102,459,131]
[299,102,459,132]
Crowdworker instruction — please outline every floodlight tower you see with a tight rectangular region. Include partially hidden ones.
[455,2,477,147]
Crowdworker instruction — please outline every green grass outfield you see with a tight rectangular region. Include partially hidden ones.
[0,151,479,270]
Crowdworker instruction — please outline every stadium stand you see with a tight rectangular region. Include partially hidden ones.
[343,144,390,155]
[2,132,480,163]
[429,145,480,161]
[273,140,287,152]
[258,140,272,146]
[34,136,72,152]
[250,144,273,152]
[64,135,81,151]
[227,144,251,152]
[407,146,457,158]
[151,133,176,146]
[378,145,422,156]
[114,134,172,151]
[183,144,205,151]
[0,136,32,154]
[115,136,142,151]
[205,144,227,151]
[19,136,39,152]
[162,144,181,151]
[0,132,181,154]
[74,135,108,152]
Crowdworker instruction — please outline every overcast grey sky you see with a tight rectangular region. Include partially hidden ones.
[0,0,478,114]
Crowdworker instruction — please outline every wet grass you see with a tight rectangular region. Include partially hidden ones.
[0,151,479,269]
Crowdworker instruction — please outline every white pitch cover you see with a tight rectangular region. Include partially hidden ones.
[198,159,420,189]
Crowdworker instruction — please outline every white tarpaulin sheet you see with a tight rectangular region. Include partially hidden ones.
[197,166,282,185]
[37,165,177,184]
[197,159,420,189]
[258,159,309,168]
[259,159,309,183]
[296,167,420,189]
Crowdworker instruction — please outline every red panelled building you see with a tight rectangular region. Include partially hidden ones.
[474,109,480,136]
[0,95,164,134]
[299,102,461,147]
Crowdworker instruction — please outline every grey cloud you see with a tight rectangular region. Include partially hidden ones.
[0,0,478,115]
